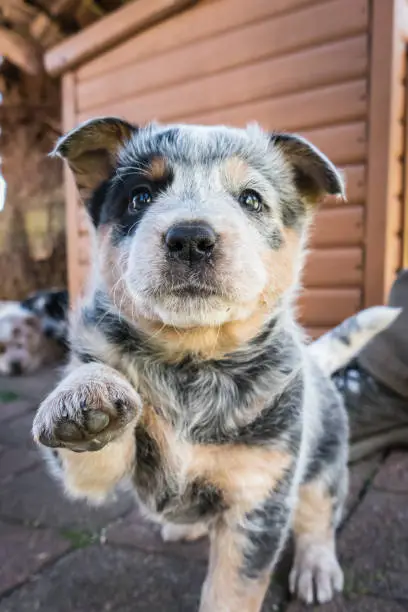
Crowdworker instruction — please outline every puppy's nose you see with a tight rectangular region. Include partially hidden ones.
[165,223,216,263]
[10,361,22,376]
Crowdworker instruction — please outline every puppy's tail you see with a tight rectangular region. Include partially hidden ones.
[308,306,401,376]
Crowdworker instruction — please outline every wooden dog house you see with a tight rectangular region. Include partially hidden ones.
[46,0,408,336]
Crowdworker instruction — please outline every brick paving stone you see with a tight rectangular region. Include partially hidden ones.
[0,544,285,612]
[373,452,408,493]
[346,455,383,517]
[0,368,60,404]
[0,448,40,483]
[106,506,209,561]
[287,594,408,612]
[0,545,205,612]
[107,509,286,609]
[0,401,35,424]
[0,466,135,530]
[338,489,408,601]
[0,413,36,449]
[0,521,70,597]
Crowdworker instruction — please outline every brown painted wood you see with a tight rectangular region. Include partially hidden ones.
[188,80,367,132]
[300,122,366,166]
[306,327,332,340]
[365,0,407,305]
[45,0,196,76]
[303,247,363,287]
[77,35,368,123]
[310,206,364,248]
[323,165,366,206]
[77,263,89,294]
[77,0,323,82]
[62,72,80,302]
[78,232,91,264]
[77,204,90,235]
[402,44,408,267]
[76,0,368,112]
[298,288,361,326]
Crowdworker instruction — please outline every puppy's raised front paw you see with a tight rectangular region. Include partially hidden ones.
[33,364,142,452]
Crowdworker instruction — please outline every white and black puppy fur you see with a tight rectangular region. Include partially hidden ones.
[22,289,69,348]
[33,118,349,610]
[0,301,64,376]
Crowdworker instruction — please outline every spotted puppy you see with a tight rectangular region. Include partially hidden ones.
[0,301,64,376]
[33,118,348,610]
[22,289,69,348]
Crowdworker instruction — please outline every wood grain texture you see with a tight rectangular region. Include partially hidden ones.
[62,72,80,303]
[45,0,196,75]
[76,0,368,112]
[298,288,362,326]
[306,327,332,340]
[303,247,363,287]
[365,0,407,305]
[300,122,366,166]
[310,206,364,248]
[77,35,368,123]
[77,0,325,81]
[188,80,367,132]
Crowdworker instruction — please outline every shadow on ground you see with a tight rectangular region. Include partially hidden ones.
[0,368,407,611]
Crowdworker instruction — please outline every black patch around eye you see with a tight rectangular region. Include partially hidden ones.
[86,178,112,226]
[86,161,174,240]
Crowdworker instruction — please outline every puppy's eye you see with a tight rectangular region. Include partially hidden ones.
[129,187,152,211]
[0,343,5,355]
[238,189,263,213]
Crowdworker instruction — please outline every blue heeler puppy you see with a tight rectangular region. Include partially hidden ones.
[33,117,357,610]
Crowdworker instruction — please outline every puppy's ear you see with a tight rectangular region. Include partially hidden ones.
[52,117,136,200]
[271,132,345,206]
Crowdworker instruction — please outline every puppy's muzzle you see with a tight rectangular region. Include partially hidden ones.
[165,222,216,265]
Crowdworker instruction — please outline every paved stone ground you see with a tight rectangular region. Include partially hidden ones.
[0,368,407,612]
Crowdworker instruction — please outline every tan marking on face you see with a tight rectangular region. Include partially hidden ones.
[144,156,169,181]
[134,229,301,359]
[221,156,251,191]
[58,426,136,502]
[200,522,270,612]
[293,480,333,540]
[260,227,303,306]
[95,215,302,362]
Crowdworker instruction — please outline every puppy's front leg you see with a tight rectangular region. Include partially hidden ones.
[200,471,294,612]
[32,362,142,502]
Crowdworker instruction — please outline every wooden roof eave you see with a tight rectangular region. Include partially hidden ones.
[44,0,198,76]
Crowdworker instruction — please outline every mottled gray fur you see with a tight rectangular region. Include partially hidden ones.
[33,118,349,610]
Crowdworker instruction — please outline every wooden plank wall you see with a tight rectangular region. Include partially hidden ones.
[67,0,370,336]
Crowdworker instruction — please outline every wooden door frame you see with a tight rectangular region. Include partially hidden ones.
[403,44,408,268]
[365,0,408,305]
